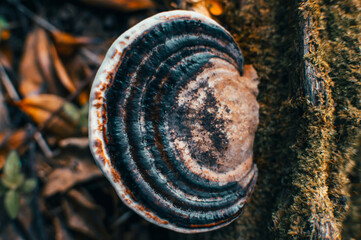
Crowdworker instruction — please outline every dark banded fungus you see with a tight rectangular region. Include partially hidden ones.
[89,10,259,233]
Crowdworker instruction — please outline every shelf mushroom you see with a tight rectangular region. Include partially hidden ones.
[89,10,259,233]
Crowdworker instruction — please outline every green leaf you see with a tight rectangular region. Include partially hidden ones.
[0,16,9,44]
[3,151,21,179]
[4,190,20,219]
[0,17,8,28]
[21,178,37,193]
[78,102,89,128]
[1,173,24,189]
[63,102,80,123]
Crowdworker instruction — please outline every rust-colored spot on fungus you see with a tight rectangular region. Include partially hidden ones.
[92,139,107,165]
[111,167,121,183]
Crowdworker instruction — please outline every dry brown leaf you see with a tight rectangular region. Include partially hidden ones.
[0,46,13,68]
[19,29,46,97]
[206,0,224,16]
[42,160,102,196]
[0,29,11,42]
[0,129,28,149]
[35,28,59,94]
[53,217,75,240]
[189,1,212,18]
[50,44,76,93]
[78,0,154,11]
[51,30,95,58]
[67,189,98,209]
[0,150,10,169]
[78,92,89,106]
[185,0,224,18]
[16,94,79,138]
[64,54,92,104]
[63,190,110,240]
[20,28,79,97]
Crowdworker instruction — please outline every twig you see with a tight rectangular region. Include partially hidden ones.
[33,131,54,159]
[0,64,20,101]
[80,48,102,66]
[111,211,133,228]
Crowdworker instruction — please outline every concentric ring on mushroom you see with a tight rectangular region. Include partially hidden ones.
[89,10,259,233]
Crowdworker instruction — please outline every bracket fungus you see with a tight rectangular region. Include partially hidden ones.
[89,10,259,233]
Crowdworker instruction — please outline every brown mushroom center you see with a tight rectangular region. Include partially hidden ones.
[171,58,259,183]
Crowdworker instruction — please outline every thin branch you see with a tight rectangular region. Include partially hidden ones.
[0,64,20,101]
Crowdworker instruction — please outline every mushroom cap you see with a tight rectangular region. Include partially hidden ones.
[89,10,259,233]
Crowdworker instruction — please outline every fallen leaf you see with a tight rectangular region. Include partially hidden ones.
[35,28,59,94]
[206,0,224,16]
[78,0,155,11]
[1,151,24,190]
[19,29,46,97]
[20,28,79,97]
[50,43,76,93]
[16,94,80,138]
[63,189,110,239]
[1,174,24,190]
[3,151,21,178]
[21,178,37,193]
[0,151,7,170]
[64,54,92,104]
[0,29,10,42]
[0,47,12,68]
[189,1,212,18]
[4,190,20,219]
[51,30,96,58]
[53,216,75,240]
[78,92,89,106]
[42,160,102,196]
[67,189,98,211]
